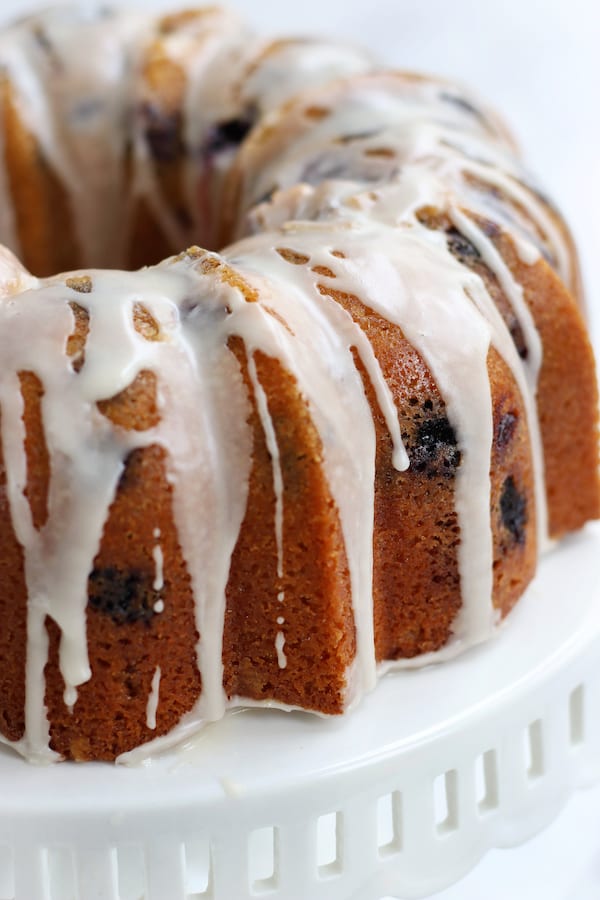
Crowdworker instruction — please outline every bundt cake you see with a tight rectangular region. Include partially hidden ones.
[0,6,596,763]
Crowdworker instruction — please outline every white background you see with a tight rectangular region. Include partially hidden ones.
[0,1,598,897]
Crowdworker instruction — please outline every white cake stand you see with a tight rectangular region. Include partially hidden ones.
[0,523,598,900]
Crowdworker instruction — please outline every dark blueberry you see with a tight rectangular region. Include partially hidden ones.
[301,156,353,185]
[337,129,379,143]
[439,139,494,168]
[540,245,556,266]
[509,320,528,360]
[439,91,485,122]
[179,296,231,326]
[446,227,481,263]
[33,25,53,55]
[300,147,397,185]
[71,98,105,125]
[141,103,184,163]
[496,411,518,451]
[32,24,62,73]
[203,115,255,159]
[411,416,461,478]
[479,217,501,240]
[88,567,159,625]
[254,187,276,206]
[446,226,529,360]
[500,476,527,544]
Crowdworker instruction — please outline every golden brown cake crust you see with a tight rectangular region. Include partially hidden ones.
[490,231,600,536]
[0,79,81,277]
[15,351,204,760]
[223,345,356,713]
[0,10,597,763]
[0,428,27,744]
[46,445,202,761]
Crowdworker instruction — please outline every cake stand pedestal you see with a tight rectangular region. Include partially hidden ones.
[0,523,599,900]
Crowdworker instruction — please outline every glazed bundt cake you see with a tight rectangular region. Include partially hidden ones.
[0,6,597,762]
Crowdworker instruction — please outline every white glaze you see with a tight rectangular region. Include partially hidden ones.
[275,631,287,670]
[0,7,372,267]
[0,6,575,763]
[227,218,499,659]
[234,74,571,286]
[146,665,161,730]
[0,7,147,268]
[152,543,164,592]
[239,38,372,115]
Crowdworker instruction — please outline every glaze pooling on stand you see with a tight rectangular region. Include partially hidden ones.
[0,6,595,763]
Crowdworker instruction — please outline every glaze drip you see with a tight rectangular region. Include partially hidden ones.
[0,6,583,763]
